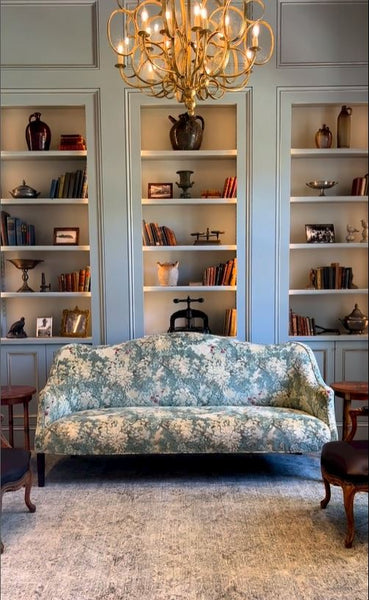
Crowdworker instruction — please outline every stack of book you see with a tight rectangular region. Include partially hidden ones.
[223,308,237,336]
[289,309,315,336]
[142,220,177,246]
[49,169,87,199]
[222,176,237,198]
[59,134,86,151]
[309,262,355,289]
[1,211,35,246]
[351,174,368,196]
[57,266,91,292]
[202,258,237,286]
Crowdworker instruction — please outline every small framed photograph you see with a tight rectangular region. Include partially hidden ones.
[148,183,173,199]
[61,306,90,337]
[305,224,335,243]
[36,317,52,337]
[54,227,80,245]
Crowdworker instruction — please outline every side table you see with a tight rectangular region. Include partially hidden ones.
[0,385,36,450]
[330,381,368,440]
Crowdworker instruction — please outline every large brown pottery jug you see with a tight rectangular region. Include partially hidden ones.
[25,112,51,150]
[169,112,204,150]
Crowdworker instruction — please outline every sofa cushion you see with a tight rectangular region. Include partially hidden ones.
[40,405,332,456]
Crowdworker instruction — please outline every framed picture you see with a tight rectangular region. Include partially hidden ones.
[148,183,173,199]
[305,224,335,244]
[54,227,80,245]
[61,306,90,337]
[36,317,52,338]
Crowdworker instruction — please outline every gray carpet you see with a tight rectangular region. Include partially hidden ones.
[1,453,368,600]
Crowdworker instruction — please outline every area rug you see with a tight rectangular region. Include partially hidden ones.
[1,453,368,600]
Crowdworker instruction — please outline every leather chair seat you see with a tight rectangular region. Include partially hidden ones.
[321,440,368,481]
[1,448,32,486]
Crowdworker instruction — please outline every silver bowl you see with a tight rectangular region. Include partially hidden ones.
[306,180,338,197]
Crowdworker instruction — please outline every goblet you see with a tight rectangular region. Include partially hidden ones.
[7,258,44,292]
[176,170,194,198]
[306,180,338,196]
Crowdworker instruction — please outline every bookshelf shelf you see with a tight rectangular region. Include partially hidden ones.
[1,245,90,252]
[290,196,368,204]
[141,149,237,160]
[143,245,237,252]
[289,288,368,296]
[1,150,87,161]
[144,285,237,292]
[290,243,367,250]
[1,198,88,205]
[142,197,237,205]
[291,148,367,158]
[1,292,91,298]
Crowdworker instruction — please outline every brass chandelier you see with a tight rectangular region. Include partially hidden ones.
[107,0,274,115]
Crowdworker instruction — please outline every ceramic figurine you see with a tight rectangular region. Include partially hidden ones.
[345,224,359,242]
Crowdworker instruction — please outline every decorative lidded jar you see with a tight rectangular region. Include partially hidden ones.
[25,112,51,150]
[315,124,332,148]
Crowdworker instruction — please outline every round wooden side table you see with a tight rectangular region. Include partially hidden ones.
[330,381,368,440]
[0,385,36,450]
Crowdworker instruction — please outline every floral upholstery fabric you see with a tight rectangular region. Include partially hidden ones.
[34,332,338,456]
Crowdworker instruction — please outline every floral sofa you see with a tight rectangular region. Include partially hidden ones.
[34,332,338,485]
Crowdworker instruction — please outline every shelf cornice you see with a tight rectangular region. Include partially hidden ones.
[1,292,91,298]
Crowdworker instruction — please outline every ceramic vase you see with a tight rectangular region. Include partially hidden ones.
[25,112,51,150]
[337,105,352,148]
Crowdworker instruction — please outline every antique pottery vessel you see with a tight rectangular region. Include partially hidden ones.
[169,113,204,150]
[340,304,368,334]
[25,112,51,150]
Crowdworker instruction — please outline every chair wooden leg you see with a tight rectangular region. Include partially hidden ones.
[320,476,331,509]
[24,470,36,513]
[342,483,356,548]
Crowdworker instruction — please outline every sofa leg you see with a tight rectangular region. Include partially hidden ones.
[37,453,45,487]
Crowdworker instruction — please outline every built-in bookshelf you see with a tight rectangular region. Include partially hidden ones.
[288,102,368,340]
[0,100,98,343]
[127,95,248,339]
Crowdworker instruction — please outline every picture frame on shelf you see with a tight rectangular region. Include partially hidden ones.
[54,227,80,246]
[305,224,335,244]
[148,183,173,199]
[36,317,52,338]
[61,306,89,337]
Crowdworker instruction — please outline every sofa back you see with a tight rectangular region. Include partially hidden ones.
[38,333,336,435]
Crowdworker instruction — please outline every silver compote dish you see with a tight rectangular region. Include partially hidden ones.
[306,180,337,197]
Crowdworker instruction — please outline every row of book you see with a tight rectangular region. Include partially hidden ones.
[351,173,368,196]
[1,211,35,246]
[222,176,237,198]
[203,258,237,286]
[142,220,177,246]
[57,266,91,292]
[59,134,86,151]
[309,263,355,289]
[49,168,88,199]
[289,309,316,336]
[223,308,237,336]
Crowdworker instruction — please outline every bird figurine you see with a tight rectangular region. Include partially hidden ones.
[6,316,27,338]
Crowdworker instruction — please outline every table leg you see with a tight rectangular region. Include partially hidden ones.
[7,404,14,447]
[342,393,351,440]
[23,399,30,451]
